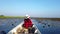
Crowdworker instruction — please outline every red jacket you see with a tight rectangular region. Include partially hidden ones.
[23,18,32,29]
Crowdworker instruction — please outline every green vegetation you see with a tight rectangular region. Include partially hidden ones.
[0,15,60,21]
[0,15,24,18]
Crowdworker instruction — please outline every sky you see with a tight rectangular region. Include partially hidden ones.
[0,0,60,18]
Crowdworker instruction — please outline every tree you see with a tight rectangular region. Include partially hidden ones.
[0,15,4,17]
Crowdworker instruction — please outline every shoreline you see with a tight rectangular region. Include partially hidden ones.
[0,16,60,21]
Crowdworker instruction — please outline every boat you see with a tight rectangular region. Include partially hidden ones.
[7,21,41,34]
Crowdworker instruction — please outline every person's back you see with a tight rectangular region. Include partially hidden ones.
[24,18,32,29]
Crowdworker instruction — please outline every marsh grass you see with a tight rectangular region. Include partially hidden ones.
[0,16,24,18]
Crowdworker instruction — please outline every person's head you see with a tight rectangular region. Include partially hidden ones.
[25,14,30,19]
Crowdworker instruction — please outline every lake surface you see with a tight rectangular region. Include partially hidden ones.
[0,18,60,34]
[33,19,60,34]
[0,18,23,33]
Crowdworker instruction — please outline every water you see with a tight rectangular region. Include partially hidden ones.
[32,19,60,34]
[0,18,23,33]
[0,18,60,34]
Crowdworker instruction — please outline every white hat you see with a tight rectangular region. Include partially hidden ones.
[25,14,30,18]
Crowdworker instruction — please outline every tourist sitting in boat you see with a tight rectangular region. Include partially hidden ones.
[15,15,36,34]
[23,15,33,29]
